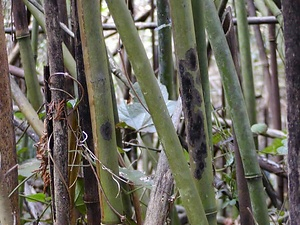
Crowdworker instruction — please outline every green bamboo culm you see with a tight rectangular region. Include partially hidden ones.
[263,0,285,61]
[12,0,42,110]
[18,38,42,110]
[203,0,269,224]
[192,0,216,223]
[77,1,123,224]
[191,0,212,146]
[235,0,257,125]
[168,0,217,224]
[10,78,44,137]
[157,0,176,100]
[30,0,42,63]
[105,0,208,224]
[23,0,77,78]
[264,0,283,26]
[255,0,284,62]
[31,18,39,61]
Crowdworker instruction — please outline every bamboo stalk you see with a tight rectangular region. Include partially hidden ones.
[264,0,283,26]
[191,0,212,145]
[77,1,123,223]
[222,9,254,224]
[169,0,217,224]
[263,0,284,61]
[44,0,70,224]
[157,0,176,100]
[10,78,44,137]
[0,2,19,223]
[12,0,42,110]
[247,0,271,152]
[247,0,271,101]
[31,18,39,61]
[233,134,255,225]
[72,1,101,224]
[23,0,77,78]
[236,0,257,125]
[203,0,269,224]
[105,0,208,224]
[268,17,284,204]
[268,20,282,133]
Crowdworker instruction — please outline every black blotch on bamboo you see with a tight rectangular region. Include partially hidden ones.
[100,121,112,140]
[179,48,207,179]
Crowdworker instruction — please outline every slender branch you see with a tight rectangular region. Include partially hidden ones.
[4,16,279,34]
[258,157,287,178]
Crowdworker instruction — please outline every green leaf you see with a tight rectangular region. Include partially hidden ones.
[118,101,150,131]
[116,121,135,130]
[74,178,86,215]
[212,128,231,145]
[118,147,131,154]
[38,110,46,119]
[225,152,234,168]
[183,149,190,161]
[276,139,288,155]
[130,82,147,104]
[15,111,25,120]
[260,138,285,155]
[67,98,78,109]
[118,82,177,133]
[24,193,47,203]
[17,147,28,156]
[251,123,268,134]
[119,167,153,189]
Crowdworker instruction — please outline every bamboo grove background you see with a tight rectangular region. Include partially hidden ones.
[0,0,299,224]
